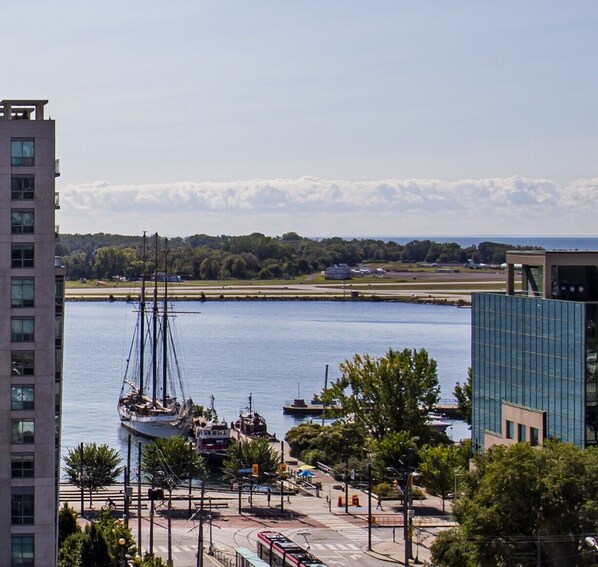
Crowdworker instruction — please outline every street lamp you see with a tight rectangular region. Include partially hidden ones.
[387,454,415,567]
[367,463,372,551]
[118,538,126,567]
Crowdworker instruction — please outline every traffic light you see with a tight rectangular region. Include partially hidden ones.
[279,463,287,474]
[392,479,398,490]
[252,463,259,476]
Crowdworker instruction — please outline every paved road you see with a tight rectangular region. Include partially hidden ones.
[69,472,455,566]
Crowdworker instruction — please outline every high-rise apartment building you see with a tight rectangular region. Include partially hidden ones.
[472,250,598,452]
[0,100,64,567]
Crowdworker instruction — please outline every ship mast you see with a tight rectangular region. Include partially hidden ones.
[162,238,169,407]
[151,233,159,407]
[138,232,147,398]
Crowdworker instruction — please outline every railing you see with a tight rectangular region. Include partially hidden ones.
[55,159,60,176]
[363,514,457,528]
[55,192,60,209]
[210,547,235,566]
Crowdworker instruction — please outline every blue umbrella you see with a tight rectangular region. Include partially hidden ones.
[298,470,314,478]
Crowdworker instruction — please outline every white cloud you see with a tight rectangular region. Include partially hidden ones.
[58,176,598,237]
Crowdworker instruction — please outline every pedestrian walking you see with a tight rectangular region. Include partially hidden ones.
[376,496,384,510]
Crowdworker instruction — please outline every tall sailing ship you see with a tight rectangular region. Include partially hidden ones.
[118,233,194,439]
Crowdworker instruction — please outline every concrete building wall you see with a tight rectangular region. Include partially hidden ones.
[0,101,62,567]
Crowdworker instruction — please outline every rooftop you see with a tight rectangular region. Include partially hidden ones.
[0,99,48,121]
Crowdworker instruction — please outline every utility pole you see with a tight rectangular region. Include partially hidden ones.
[344,443,349,514]
[137,441,142,553]
[167,493,173,567]
[125,434,131,528]
[367,463,372,551]
[196,480,205,567]
[188,441,193,515]
[79,442,84,517]
[280,440,285,513]
[403,449,414,567]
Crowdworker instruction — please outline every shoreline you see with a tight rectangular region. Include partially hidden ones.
[65,292,471,307]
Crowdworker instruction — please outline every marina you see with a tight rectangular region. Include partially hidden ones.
[61,300,471,464]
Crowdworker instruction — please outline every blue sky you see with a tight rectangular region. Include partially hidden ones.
[5,1,598,237]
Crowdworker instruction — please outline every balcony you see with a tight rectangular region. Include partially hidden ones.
[54,256,63,268]
[55,225,60,239]
[55,159,60,177]
[55,192,60,209]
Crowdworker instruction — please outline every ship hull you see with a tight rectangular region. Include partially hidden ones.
[118,406,190,439]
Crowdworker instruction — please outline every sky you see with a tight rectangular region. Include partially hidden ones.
[4,1,598,238]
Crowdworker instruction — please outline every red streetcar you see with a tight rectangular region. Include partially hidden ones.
[256,531,328,566]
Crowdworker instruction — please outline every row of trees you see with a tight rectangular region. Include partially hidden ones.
[57,232,538,281]
[432,441,598,566]
[61,435,281,565]
[285,349,597,566]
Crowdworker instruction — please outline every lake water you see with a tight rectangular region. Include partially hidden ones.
[61,300,471,462]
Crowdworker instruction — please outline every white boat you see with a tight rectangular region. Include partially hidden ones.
[427,412,453,433]
[193,396,231,462]
[118,233,194,439]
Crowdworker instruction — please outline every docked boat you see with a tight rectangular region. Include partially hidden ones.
[427,412,453,433]
[193,396,231,462]
[282,397,341,415]
[236,394,275,440]
[118,233,194,439]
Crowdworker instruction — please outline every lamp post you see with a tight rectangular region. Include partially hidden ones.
[343,442,349,514]
[118,538,126,567]
[388,456,413,567]
[137,441,142,554]
[280,441,285,513]
[367,463,372,551]
[196,479,205,567]
[79,442,85,517]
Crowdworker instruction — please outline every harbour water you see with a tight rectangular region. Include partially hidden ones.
[62,300,471,463]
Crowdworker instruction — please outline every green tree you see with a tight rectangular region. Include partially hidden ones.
[93,246,137,279]
[222,438,280,484]
[80,523,112,567]
[141,435,206,489]
[418,444,463,512]
[63,443,122,506]
[431,441,598,567]
[58,510,139,567]
[370,430,418,480]
[453,368,472,425]
[285,422,367,466]
[323,348,440,441]
[58,503,80,546]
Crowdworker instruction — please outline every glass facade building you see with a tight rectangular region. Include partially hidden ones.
[472,251,598,451]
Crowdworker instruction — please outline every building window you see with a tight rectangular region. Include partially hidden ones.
[11,351,34,376]
[11,419,34,444]
[11,176,34,200]
[517,423,527,442]
[11,453,34,478]
[11,139,35,166]
[11,278,34,307]
[11,386,34,410]
[55,277,64,307]
[11,488,34,525]
[11,535,34,566]
[506,420,514,439]
[530,427,539,446]
[11,211,34,234]
[11,244,34,268]
[11,318,34,342]
[55,347,62,380]
[55,315,63,341]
